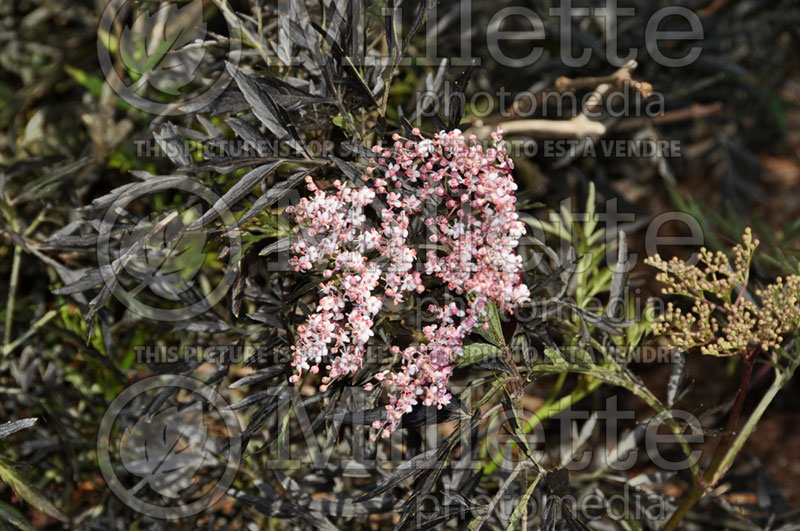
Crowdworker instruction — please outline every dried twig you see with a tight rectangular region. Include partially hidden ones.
[475,61,647,142]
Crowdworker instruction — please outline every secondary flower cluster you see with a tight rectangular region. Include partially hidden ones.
[286,129,530,437]
[646,228,800,356]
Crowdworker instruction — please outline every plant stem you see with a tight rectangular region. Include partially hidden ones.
[528,363,701,480]
[704,349,756,479]
[3,245,21,348]
[662,483,703,531]
[662,348,757,531]
[1,310,57,357]
[482,376,601,476]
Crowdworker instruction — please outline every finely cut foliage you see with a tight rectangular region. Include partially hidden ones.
[4,0,800,528]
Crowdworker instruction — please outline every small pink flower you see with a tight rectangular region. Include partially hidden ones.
[285,128,529,437]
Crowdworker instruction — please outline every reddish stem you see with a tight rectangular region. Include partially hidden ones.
[716,346,757,457]
[663,345,758,531]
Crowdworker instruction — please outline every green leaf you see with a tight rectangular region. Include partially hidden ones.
[63,65,134,112]
[474,375,510,408]
[0,501,34,531]
[471,326,499,347]
[543,348,568,368]
[505,475,540,531]
[584,181,597,243]
[563,347,594,366]
[486,301,506,347]
[0,459,67,523]
[63,65,103,96]
[458,343,503,368]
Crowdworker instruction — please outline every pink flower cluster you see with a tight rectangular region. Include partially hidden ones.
[286,129,529,437]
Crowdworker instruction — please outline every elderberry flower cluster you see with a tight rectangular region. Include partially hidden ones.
[646,228,800,356]
[285,128,530,437]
